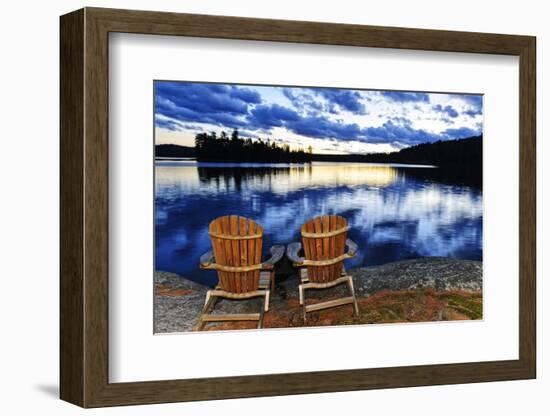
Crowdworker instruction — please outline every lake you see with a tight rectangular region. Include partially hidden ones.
[155,161,482,287]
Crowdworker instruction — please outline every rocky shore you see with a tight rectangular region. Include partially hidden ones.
[154,257,482,333]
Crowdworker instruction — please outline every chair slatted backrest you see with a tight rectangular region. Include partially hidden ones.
[301,215,348,283]
[208,215,263,293]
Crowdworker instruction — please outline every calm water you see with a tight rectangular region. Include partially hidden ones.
[155,161,482,287]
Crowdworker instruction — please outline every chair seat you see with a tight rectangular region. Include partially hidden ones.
[300,266,347,283]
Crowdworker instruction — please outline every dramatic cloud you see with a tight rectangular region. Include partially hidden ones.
[154,82,262,129]
[154,81,483,153]
[248,104,368,142]
[286,116,363,141]
[249,104,300,128]
[364,120,440,145]
[433,104,459,118]
[463,108,483,118]
[155,117,182,132]
[248,106,477,147]
[461,95,483,108]
[379,91,430,103]
[442,127,480,139]
[312,89,366,114]
[459,94,483,118]
[282,88,324,112]
[282,88,364,114]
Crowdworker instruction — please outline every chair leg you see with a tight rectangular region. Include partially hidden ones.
[347,276,359,316]
[204,291,218,314]
[264,290,270,312]
[195,290,271,331]
[258,303,265,329]
[300,284,307,323]
[194,291,218,331]
[270,271,276,293]
[203,291,211,307]
[300,277,358,324]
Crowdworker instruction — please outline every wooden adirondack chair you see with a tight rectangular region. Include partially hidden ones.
[195,215,285,331]
[286,215,359,323]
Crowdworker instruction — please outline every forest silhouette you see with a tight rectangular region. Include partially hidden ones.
[155,128,482,173]
[194,129,312,163]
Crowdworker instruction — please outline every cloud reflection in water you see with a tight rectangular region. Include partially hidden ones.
[155,161,482,286]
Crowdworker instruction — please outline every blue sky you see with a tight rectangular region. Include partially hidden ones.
[154,81,483,154]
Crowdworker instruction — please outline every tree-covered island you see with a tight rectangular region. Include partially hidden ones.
[155,128,482,172]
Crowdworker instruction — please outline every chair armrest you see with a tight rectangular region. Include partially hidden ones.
[346,239,358,257]
[286,242,305,266]
[286,240,357,266]
[262,245,285,269]
[199,250,215,268]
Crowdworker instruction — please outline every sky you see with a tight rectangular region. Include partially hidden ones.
[154,81,483,154]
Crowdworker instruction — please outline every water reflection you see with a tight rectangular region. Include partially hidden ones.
[155,161,482,287]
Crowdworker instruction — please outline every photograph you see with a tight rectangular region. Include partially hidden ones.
[153,80,483,332]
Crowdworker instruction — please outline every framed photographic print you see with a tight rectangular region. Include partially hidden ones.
[60,7,536,407]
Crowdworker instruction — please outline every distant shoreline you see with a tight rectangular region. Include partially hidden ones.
[155,135,482,170]
[154,158,438,168]
[155,156,195,161]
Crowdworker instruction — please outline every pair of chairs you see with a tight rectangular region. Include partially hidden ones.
[194,214,359,331]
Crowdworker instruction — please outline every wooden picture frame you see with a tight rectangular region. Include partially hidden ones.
[60,7,536,408]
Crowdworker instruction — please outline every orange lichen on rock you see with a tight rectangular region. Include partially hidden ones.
[155,283,193,297]
[202,289,482,331]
